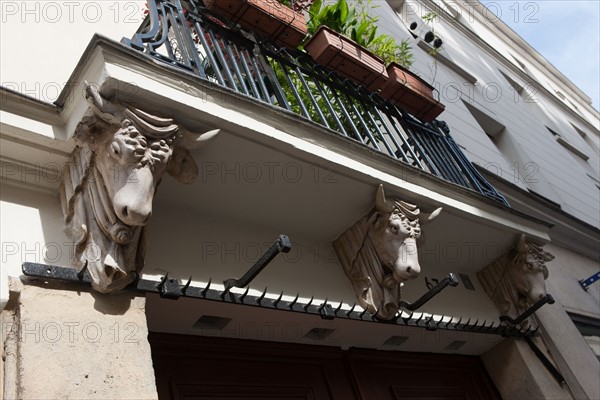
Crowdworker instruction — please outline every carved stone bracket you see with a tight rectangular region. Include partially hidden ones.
[333,185,442,320]
[477,234,554,326]
[59,83,219,293]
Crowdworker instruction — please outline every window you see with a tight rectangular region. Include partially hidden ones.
[571,123,599,154]
[499,70,538,103]
[569,313,600,361]
[546,126,598,183]
[546,126,590,161]
[463,101,553,192]
[463,101,526,183]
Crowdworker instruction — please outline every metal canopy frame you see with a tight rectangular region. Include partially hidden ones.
[22,261,538,338]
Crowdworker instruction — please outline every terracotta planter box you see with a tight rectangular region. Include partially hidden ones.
[380,63,445,122]
[203,0,307,49]
[304,26,388,88]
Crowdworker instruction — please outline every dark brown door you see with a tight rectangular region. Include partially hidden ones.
[347,349,500,399]
[150,333,360,400]
[150,333,499,400]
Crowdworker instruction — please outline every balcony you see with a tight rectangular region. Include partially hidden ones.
[122,0,508,205]
[0,0,559,356]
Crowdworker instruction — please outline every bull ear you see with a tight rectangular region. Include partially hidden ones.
[167,146,198,184]
[182,129,220,149]
[419,207,442,224]
[516,234,528,254]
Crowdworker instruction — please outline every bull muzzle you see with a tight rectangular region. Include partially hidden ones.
[113,167,155,226]
[393,237,421,282]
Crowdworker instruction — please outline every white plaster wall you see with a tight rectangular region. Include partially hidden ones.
[545,243,600,318]
[371,0,600,228]
[0,185,71,302]
[0,0,145,103]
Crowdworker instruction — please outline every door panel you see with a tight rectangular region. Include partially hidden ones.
[347,349,500,400]
[150,333,499,400]
[150,333,359,400]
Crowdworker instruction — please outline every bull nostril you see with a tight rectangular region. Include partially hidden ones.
[406,267,412,274]
[122,207,128,217]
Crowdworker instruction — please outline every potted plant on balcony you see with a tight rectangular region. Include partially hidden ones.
[202,0,308,49]
[377,11,445,122]
[380,63,445,122]
[303,0,412,89]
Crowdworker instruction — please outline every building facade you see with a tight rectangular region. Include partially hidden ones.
[1,0,598,399]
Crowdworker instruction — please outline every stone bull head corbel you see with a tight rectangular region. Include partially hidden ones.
[334,185,442,320]
[477,234,554,325]
[59,83,219,293]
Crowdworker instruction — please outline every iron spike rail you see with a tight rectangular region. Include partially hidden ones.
[22,262,536,338]
[121,0,509,206]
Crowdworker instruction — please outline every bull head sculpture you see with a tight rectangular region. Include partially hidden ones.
[59,83,219,293]
[510,234,553,309]
[371,185,442,285]
[477,234,554,325]
[334,185,442,320]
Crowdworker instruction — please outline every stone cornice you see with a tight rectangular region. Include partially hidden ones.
[0,85,61,124]
[3,34,554,243]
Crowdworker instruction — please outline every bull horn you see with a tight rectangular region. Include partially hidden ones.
[182,129,221,149]
[516,234,528,254]
[419,207,442,224]
[84,82,123,124]
[375,184,394,213]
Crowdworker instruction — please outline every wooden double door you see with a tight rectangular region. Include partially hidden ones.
[150,333,500,400]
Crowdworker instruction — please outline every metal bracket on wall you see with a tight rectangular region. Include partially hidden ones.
[154,234,291,300]
[223,234,291,292]
[499,294,555,325]
[525,336,565,384]
[399,273,459,311]
[579,271,600,291]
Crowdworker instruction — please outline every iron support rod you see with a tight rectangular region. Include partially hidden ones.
[399,273,459,311]
[525,336,565,384]
[223,235,291,291]
[500,294,555,325]
[23,262,92,283]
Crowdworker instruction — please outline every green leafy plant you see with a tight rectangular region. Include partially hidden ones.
[306,0,413,68]
[422,11,443,56]
[421,11,444,83]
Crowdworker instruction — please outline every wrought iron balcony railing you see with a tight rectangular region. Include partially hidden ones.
[122,0,508,205]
